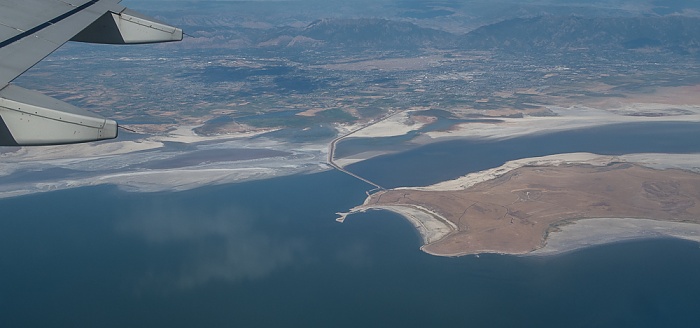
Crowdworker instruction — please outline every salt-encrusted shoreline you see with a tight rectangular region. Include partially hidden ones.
[405,152,700,193]
[5,99,700,199]
[0,126,330,199]
[408,152,618,192]
[529,218,700,256]
[331,103,700,166]
[423,104,700,141]
[337,204,456,245]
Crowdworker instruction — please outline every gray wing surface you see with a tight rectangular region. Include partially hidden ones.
[0,0,182,146]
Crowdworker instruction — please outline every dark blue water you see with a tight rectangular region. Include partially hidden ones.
[347,121,700,187]
[2,172,700,327]
[2,122,700,327]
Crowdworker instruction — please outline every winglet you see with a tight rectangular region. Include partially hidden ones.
[71,9,183,44]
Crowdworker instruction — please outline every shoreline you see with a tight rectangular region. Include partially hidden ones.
[0,126,331,200]
[5,98,700,199]
[354,205,700,257]
[528,217,700,256]
[342,152,700,257]
[337,204,457,245]
[330,103,700,167]
[423,104,700,142]
[405,152,700,193]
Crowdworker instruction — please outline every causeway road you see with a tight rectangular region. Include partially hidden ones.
[327,111,404,191]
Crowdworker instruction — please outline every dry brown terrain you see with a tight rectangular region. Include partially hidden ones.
[366,163,700,256]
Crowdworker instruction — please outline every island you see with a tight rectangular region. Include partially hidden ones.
[339,153,700,256]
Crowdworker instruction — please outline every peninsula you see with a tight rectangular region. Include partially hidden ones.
[342,153,700,256]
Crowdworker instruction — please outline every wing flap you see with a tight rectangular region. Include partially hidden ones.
[0,85,117,146]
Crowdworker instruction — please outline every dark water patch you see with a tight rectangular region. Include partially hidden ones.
[347,122,700,188]
[144,149,291,169]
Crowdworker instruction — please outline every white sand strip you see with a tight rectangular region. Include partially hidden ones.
[407,152,617,192]
[401,152,700,193]
[530,218,700,256]
[423,105,700,141]
[337,204,456,245]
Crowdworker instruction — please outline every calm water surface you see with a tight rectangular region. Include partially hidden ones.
[2,122,700,327]
[348,121,700,187]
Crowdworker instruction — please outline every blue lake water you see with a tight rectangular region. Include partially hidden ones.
[348,121,700,187]
[2,122,700,327]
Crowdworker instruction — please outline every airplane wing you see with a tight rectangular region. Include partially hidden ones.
[0,0,182,146]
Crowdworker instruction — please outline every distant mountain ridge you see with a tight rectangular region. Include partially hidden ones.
[299,18,454,49]
[177,14,700,55]
[255,15,700,55]
[461,15,700,54]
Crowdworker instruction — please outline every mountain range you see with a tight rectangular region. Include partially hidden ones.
[248,15,700,55]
